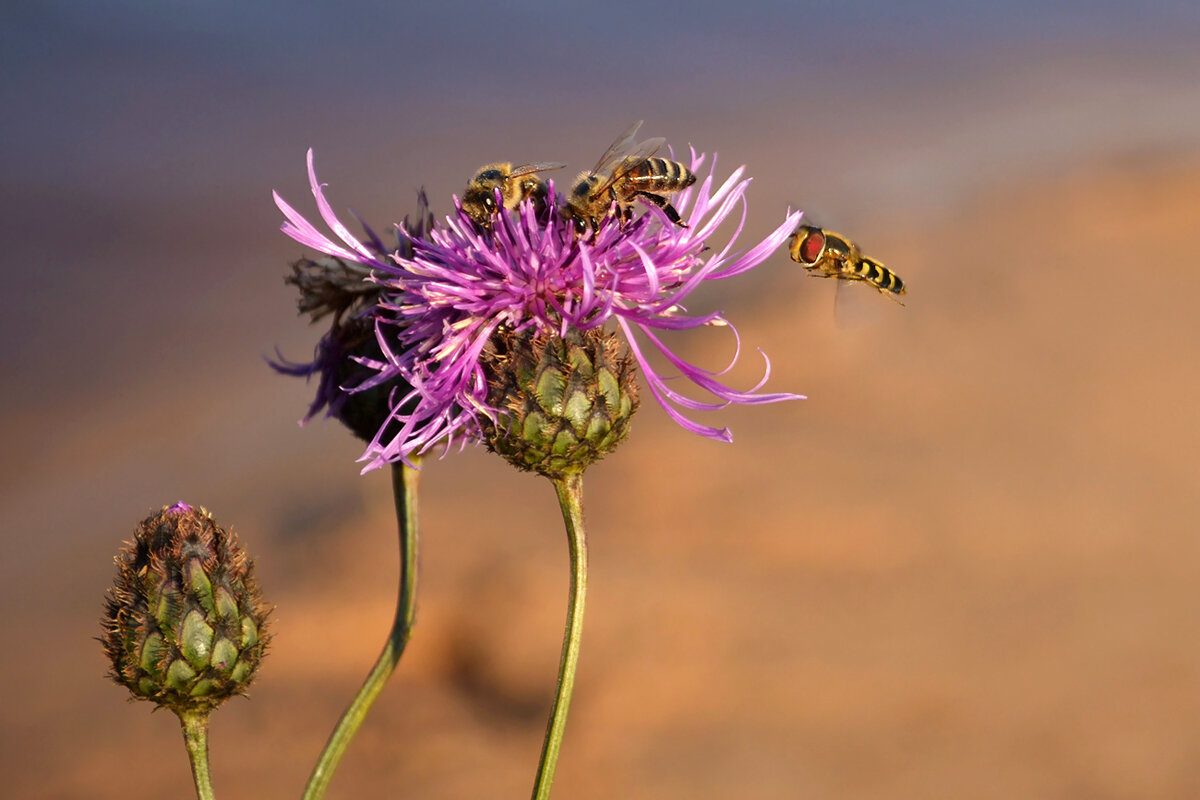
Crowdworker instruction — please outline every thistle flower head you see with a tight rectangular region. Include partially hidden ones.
[101,504,270,716]
[275,144,803,473]
[272,190,433,442]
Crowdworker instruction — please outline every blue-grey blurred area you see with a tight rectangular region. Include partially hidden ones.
[4,2,1200,798]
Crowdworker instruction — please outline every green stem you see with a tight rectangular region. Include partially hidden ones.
[179,711,216,800]
[531,472,589,800]
[302,460,421,800]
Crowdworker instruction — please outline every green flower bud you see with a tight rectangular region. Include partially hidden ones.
[101,503,270,716]
[480,327,639,479]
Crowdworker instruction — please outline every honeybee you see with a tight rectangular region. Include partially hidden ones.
[461,161,565,227]
[565,120,696,232]
[788,224,906,303]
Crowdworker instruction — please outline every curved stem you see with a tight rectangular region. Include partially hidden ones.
[179,711,216,800]
[531,472,589,800]
[302,460,421,800]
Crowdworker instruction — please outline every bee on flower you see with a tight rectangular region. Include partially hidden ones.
[274,140,804,477]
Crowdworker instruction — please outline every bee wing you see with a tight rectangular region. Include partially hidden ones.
[588,120,644,174]
[508,161,566,178]
[589,136,666,198]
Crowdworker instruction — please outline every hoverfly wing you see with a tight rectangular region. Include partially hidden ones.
[831,255,906,329]
[832,276,877,329]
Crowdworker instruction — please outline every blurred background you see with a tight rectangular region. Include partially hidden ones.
[3,1,1200,797]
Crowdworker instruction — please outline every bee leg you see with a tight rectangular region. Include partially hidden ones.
[633,191,687,227]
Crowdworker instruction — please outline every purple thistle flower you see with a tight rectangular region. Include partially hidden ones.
[269,297,373,426]
[271,183,432,442]
[275,147,804,472]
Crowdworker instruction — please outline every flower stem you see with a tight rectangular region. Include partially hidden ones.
[531,472,589,800]
[179,711,216,800]
[302,460,421,800]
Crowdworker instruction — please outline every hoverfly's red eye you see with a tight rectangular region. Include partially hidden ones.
[797,228,824,264]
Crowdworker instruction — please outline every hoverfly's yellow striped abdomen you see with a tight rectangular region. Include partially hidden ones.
[858,256,905,296]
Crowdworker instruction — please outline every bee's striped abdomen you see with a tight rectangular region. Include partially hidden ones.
[629,158,695,191]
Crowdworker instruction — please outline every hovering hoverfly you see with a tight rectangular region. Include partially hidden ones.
[565,120,696,233]
[461,161,565,228]
[788,224,905,304]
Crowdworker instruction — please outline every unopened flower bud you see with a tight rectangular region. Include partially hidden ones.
[101,503,270,715]
[480,327,638,479]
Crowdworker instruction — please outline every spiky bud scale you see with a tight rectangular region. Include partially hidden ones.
[481,327,638,479]
[101,503,270,716]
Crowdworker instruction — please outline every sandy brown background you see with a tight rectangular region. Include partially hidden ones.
[4,4,1200,798]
